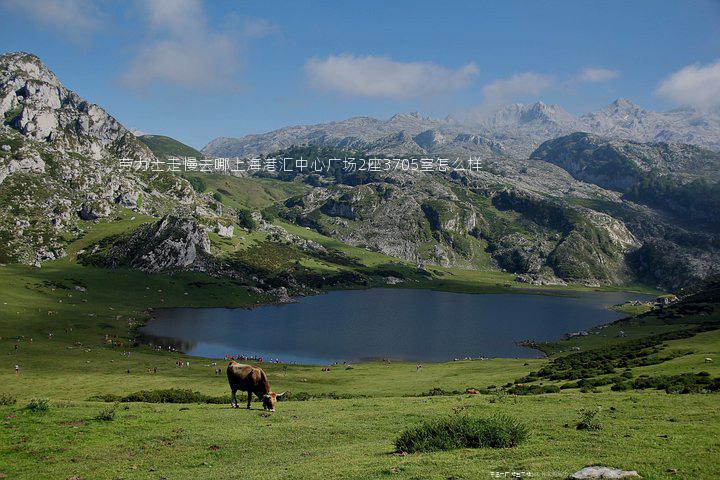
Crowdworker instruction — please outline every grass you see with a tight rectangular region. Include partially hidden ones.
[182,173,309,210]
[137,134,203,159]
[1,392,718,479]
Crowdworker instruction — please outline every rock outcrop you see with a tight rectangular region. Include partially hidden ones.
[80,215,211,273]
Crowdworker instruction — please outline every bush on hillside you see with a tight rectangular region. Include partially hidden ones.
[90,389,232,404]
[96,403,118,421]
[576,407,602,430]
[395,415,529,453]
[0,393,17,406]
[611,382,631,391]
[237,209,257,230]
[186,176,206,193]
[26,397,50,412]
[89,389,364,404]
[418,387,462,397]
[632,373,720,394]
[506,384,560,395]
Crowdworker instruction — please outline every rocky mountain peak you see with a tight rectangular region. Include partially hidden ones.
[0,51,199,266]
[485,102,577,128]
[595,98,646,119]
[413,129,446,149]
[389,112,423,121]
[0,51,151,161]
[0,52,61,87]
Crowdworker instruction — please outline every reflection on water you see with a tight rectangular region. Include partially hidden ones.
[139,288,652,364]
[141,333,197,353]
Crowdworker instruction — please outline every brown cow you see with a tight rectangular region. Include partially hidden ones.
[226,361,286,411]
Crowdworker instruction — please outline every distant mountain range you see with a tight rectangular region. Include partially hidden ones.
[203,100,720,159]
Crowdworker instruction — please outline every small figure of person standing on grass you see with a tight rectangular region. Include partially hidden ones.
[14,364,20,374]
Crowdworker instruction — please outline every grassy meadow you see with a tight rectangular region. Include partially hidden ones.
[1,204,719,479]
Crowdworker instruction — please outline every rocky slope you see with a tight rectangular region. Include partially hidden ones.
[531,133,720,228]
[581,99,720,151]
[203,100,720,159]
[79,215,211,273]
[268,155,642,285]
[0,52,211,265]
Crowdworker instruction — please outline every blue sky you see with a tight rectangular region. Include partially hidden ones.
[1,0,719,148]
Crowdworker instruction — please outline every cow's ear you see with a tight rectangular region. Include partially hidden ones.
[276,391,287,398]
[262,394,270,399]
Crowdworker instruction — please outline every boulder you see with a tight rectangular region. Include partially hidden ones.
[78,202,111,220]
[568,466,640,479]
[217,223,234,238]
[115,192,140,209]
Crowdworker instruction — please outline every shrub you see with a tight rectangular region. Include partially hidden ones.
[576,407,602,430]
[186,176,206,193]
[632,373,720,394]
[237,209,257,231]
[121,389,227,404]
[611,382,631,391]
[488,391,507,404]
[0,393,17,406]
[419,387,460,397]
[260,210,276,222]
[89,389,366,404]
[26,397,50,412]
[531,328,708,383]
[506,384,560,395]
[96,403,118,421]
[395,415,529,453]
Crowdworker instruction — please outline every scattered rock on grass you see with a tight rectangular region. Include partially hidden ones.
[568,466,640,479]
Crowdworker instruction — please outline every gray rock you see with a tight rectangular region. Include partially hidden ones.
[78,203,111,221]
[217,223,234,238]
[116,192,140,209]
[568,466,640,479]
[0,154,45,186]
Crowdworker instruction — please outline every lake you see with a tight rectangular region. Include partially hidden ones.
[139,288,653,364]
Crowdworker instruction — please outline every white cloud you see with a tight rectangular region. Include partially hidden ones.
[241,18,279,39]
[481,72,554,107]
[305,54,478,98]
[656,59,720,110]
[120,0,242,91]
[577,67,619,83]
[0,0,102,40]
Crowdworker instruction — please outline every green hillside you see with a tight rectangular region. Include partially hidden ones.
[138,134,203,159]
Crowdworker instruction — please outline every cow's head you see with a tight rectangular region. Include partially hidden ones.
[262,391,286,411]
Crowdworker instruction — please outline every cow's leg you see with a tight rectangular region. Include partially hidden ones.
[231,388,238,408]
[246,390,252,409]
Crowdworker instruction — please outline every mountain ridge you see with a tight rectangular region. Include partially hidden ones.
[203,99,720,159]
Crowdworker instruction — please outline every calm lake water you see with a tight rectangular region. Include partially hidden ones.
[139,288,652,363]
